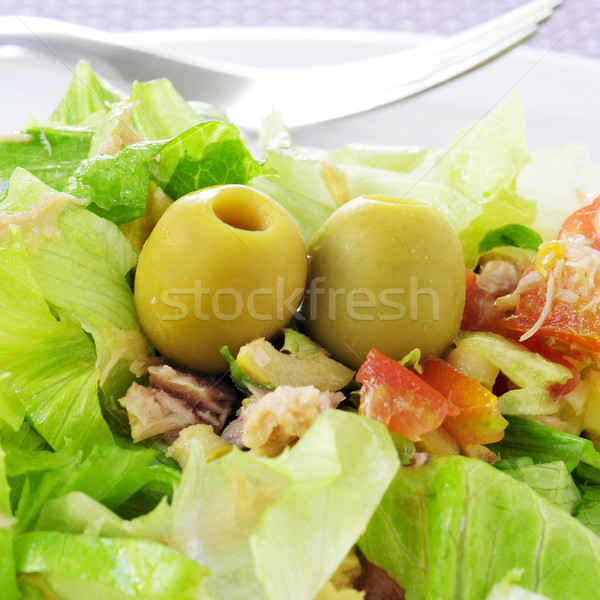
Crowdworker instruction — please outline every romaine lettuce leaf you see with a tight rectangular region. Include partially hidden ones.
[0,444,20,600]
[574,485,600,536]
[477,224,543,254]
[360,455,600,600]
[328,143,433,173]
[437,92,529,200]
[14,531,210,600]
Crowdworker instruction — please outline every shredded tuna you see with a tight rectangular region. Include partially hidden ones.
[477,260,523,297]
[119,383,197,442]
[222,385,343,457]
[119,362,238,443]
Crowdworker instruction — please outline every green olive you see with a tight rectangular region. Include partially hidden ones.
[134,184,307,373]
[301,195,466,369]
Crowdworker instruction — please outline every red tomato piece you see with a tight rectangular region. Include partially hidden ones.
[420,356,508,445]
[356,348,459,442]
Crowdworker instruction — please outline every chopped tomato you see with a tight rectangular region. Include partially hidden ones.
[501,195,600,360]
[356,348,459,442]
[420,356,508,445]
[558,194,600,248]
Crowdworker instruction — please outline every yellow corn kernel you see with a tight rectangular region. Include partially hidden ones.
[535,240,566,277]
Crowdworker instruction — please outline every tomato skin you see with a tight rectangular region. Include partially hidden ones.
[356,348,458,442]
[420,356,508,445]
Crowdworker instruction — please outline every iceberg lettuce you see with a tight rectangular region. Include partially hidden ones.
[27,411,399,600]
[0,444,19,600]
[14,531,210,600]
[360,455,600,600]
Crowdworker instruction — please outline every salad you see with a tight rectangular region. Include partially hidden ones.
[1,59,600,600]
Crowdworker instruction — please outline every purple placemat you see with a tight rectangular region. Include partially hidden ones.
[1,0,598,59]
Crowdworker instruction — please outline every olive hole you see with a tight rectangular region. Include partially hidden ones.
[212,194,270,232]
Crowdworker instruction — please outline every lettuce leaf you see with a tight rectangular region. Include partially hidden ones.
[5,169,147,428]
[0,126,93,196]
[0,224,112,453]
[66,140,165,224]
[490,417,598,473]
[478,224,543,254]
[129,78,221,140]
[49,61,124,126]
[14,531,210,600]
[168,410,398,600]
[15,442,180,533]
[0,444,19,600]
[503,461,581,514]
[360,455,600,600]
[32,411,398,600]
[153,121,275,199]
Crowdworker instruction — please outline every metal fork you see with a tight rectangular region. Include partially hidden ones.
[0,0,561,130]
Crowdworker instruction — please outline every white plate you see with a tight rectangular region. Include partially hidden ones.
[2,27,600,158]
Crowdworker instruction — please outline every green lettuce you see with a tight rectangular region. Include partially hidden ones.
[0,126,93,196]
[15,442,180,533]
[66,140,165,224]
[575,486,600,536]
[152,120,275,199]
[49,61,124,126]
[0,444,19,600]
[490,417,600,473]
[130,78,224,140]
[478,224,543,254]
[360,456,600,600]
[32,411,398,600]
[14,531,210,600]
[503,461,581,514]
[0,224,112,453]
[0,168,149,445]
